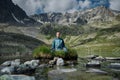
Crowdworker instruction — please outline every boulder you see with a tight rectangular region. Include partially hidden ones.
[0,74,35,80]
[1,59,20,67]
[86,68,107,74]
[11,59,20,67]
[86,55,99,59]
[15,64,36,74]
[56,58,64,66]
[60,68,77,73]
[86,60,101,67]
[108,63,120,69]
[1,66,15,74]
[94,56,105,60]
[24,60,39,69]
[1,61,11,66]
[49,57,59,65]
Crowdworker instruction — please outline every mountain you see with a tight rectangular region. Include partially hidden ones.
[31,6,118,26]
[0,0,39,25]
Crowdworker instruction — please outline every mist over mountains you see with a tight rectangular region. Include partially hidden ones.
[12,0,120,15]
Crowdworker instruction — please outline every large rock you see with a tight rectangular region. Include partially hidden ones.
[11,59,20,67]
[56,58,64,66]
[108,63,120,69]
[86,60,101,67]
[86,68,107,74]
[1,61,12,66]
[49,57,64,66]
[1,66,14,74]
[0,74,35,80]
[94,56,105,60]
[24,60,39,69]
[49,57,59,66]
[1,59,20,67]
[86,55,99,59]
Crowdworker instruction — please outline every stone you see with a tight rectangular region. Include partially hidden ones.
[60,68,77,73]
[94,56,105,60]
[24,60,39,69]
[106,57,120,60]
[108,63,120,69]
[49,57,59,64]
[86,55,99,59]
[0,74,35,80]
[1,61,11,66]
[86,60,101,67]
[1,59,20,67]
[11,59,20,67]
[1,66,15,74]
[56,58,64,66]
[86,68,107,74]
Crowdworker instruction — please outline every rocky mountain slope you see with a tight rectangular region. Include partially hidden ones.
[0,0,39,25]
[31,6,118,26]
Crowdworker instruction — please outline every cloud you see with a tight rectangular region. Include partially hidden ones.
[43,0,78,12]
[12,0,111,15]
[79,0,91,9]
[12,0,42,15]
[12,0,78,15]
[110,0,120,11]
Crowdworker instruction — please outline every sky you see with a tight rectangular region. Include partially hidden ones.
[12,0,120,15]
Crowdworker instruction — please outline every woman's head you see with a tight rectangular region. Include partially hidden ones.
[56,32,61,38]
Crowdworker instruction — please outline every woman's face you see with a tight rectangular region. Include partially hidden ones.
[56,32,60,38]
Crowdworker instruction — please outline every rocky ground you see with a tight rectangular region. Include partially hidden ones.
[0,55,120,80]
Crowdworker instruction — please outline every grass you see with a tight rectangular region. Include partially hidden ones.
[76,45,120,57]
[33,45,52,58]
[33,45,78,60]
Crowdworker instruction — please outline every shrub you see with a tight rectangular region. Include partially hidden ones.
[53,50,66,58]
[33,45,78,60]
[67,48,78,60]
[33,45,52,58]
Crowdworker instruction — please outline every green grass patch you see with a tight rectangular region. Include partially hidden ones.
[33,45,78,60]
[33,45,52,58]
[76,45,120,57]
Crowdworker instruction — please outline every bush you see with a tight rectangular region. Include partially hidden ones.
[33,45,52,58]
[33,45,78,60]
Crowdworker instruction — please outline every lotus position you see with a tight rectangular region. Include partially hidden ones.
[51,32,67,52]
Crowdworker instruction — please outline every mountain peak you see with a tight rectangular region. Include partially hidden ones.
[0,0,39,25]
[31,6,117,25]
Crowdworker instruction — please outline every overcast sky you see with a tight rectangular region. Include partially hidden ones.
[12,0,120,15]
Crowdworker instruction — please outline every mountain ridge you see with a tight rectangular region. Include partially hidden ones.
[31,6,119,26]
[0,0,40,25]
